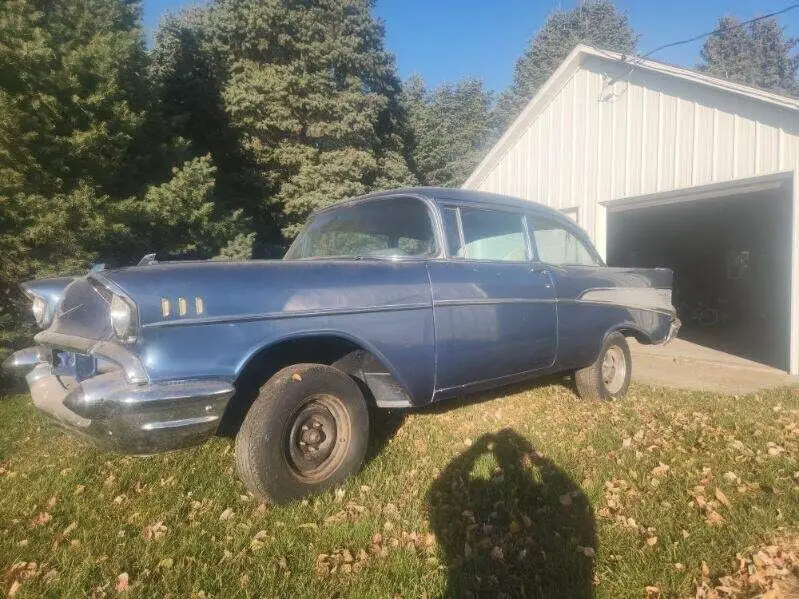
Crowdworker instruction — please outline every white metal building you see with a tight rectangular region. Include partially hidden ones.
[464,45,799,374]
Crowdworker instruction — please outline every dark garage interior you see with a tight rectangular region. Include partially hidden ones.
[607,186,792,371]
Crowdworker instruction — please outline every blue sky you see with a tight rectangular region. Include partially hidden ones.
[142,0,799,93]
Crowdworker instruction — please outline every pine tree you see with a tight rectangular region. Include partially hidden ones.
[402,74,492,187]
[208,0,416,237]
[492,0,637,134]
[699,16,798,96]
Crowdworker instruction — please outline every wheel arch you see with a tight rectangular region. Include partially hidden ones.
[218,330,413,436]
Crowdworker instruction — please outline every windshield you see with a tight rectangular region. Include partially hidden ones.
[284,196,437,260]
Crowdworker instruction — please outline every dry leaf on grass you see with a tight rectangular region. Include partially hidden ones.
[115,572,129,593]
[714,488,731,509]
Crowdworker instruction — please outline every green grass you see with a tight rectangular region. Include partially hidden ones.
[1,382,797,598]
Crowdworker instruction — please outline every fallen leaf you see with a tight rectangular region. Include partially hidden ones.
[651,462,670,477]
[706,510,724,525]
[644,585,661,597]
[291,372,302,381]
[115,572,129,593]
[142,521,167,541]
[31,512,52,527]
[714,488,730,509]
[646,536,658,547]
[219,508,234,521]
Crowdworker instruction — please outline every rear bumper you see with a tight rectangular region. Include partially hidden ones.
[664,317,681,344]
[5,345,234,454]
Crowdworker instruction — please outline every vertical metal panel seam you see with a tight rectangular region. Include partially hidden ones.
[624,81,631,197]
[691,101,699,186]
[673,98,680,189]
[655,91,663,190]
[711,108,719,181]
[732,113,739,179]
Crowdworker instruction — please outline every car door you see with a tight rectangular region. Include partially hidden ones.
[428,205,557,394]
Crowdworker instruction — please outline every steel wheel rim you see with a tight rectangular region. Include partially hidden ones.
[285,394,351,482]
[601,346,627,395]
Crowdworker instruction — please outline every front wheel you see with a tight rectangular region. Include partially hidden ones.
[234,363,369,504]
[574,332,631,401]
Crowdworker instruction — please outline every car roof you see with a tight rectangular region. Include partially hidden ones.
[317,186,575,225]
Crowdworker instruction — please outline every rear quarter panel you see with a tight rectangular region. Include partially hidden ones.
[552,266,675,371]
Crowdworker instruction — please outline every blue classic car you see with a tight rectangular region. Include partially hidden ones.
[4,188,679,502]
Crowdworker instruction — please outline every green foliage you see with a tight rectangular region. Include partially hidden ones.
[213,232,255,261]
[402,74,492,187]
[699,16,799,97]
[492,0,638,134]
[209,0,417,237]
[118,155,248,260]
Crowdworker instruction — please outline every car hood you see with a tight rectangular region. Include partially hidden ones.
[97,259,431,327]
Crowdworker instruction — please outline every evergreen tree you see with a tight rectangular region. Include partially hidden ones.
[0,0,246,360]
[402,74,492,187]
[493,0,637,134]
[699,16,798,96]
[208,0,416,237]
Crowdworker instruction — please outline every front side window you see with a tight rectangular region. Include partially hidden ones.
[284,197,437,259]
[456,208,528,262]
[530,219,599,266]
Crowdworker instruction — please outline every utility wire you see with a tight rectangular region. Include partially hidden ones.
[641,3,799,59]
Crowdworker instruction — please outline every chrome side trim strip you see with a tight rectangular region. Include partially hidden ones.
[576,287,674,313]
[141,415,219,431]
[142,302,432,329]
[433,297,555,307]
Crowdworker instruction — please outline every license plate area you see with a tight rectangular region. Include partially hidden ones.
[53,350,97,381]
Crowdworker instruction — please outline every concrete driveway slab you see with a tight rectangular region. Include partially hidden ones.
[630,338,799,395]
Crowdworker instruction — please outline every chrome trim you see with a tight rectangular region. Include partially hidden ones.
[2,346,49,373]
[34,331,148,384]
[433,297,555,307]
[141,415,219,431]
[664,318,681,344]
[576,287,674,313]
[143,302,432,329]
[22,364,235,454]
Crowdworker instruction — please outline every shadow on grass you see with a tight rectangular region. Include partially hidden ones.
[427,429,596,598]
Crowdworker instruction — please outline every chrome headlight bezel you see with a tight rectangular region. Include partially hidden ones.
[109,293,138,343]
[31,295,48,327]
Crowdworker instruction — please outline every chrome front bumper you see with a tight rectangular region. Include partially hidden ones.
[4,344,234,454]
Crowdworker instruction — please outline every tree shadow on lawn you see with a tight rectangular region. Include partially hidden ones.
[427,428,596,598]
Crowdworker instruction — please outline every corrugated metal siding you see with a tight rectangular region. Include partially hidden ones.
[465,57,799,250]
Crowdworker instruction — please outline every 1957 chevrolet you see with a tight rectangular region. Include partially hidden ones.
[4,188,679,503]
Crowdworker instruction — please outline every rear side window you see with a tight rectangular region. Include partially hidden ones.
[530,218,599,266]
[456,208,528,262]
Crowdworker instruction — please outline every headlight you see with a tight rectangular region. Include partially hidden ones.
[110,294,136,341]
[31,296,47,327]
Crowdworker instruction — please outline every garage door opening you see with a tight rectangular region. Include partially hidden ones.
[606,184,793,371]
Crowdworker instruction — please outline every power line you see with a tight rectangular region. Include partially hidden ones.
[641,3,799,59]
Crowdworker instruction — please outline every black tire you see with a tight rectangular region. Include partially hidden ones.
[234,363,369,504]
[574,332,631,401]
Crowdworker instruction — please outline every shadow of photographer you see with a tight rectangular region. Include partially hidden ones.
[426,429,596,598]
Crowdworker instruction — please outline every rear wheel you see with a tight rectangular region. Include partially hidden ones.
[574,332,631,401]
[235,363,369,504]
